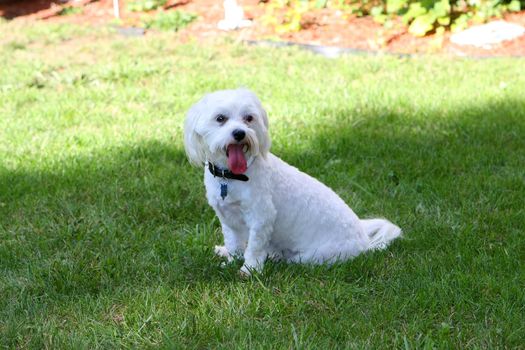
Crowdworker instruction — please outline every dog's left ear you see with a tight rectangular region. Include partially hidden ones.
[184,97,207,166]
[258,106,271,158]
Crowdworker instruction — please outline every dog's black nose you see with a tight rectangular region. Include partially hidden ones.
[232,129,246,141]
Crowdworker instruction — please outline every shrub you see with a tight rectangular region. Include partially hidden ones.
[262,0,523,36]
[58,6,84,16]
[371,0,523,36]
[142,10,197,31]
[127,0,167,12]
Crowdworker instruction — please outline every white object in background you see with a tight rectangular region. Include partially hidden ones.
[218,0,252,31]
[450,21,525,49]
[113,0,120,19]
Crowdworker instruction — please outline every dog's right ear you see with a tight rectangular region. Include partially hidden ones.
[184,97,207,166]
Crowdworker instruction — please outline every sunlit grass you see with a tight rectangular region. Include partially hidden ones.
[0,21,524,348]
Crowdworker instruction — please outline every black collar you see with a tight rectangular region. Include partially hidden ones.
[207,162,249,182]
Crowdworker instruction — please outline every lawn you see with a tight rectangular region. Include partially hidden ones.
[0,21,524,349]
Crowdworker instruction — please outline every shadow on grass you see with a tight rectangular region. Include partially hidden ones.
[1,98,524,298]
[0,0,56,19]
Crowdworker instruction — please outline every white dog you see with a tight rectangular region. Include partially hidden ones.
[184,88,401,275]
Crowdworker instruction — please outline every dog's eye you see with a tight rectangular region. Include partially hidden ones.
[216,114,227,123]
[244,115,254,123]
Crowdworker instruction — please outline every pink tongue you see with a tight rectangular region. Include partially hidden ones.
[227,144,247,174]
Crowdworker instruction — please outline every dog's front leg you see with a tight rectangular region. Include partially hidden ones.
[216,223,248,261]
[212,206,248,261]
[240,203,276,276]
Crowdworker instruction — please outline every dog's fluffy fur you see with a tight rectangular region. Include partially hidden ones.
[184,88,401,275]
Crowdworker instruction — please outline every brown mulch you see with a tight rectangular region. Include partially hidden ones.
[1,0,525,57]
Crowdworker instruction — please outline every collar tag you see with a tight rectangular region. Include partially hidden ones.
[220,183,228,200]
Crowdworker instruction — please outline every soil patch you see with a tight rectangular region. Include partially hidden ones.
[2,0,525,57]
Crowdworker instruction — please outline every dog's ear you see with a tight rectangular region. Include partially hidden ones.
[258,106,271,158]
[184,97,207,166]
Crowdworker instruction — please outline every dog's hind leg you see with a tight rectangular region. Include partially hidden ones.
[286,239,366,264]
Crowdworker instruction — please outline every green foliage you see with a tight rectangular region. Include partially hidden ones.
[142,10,197,31]
[58,6,84,16]
[372,0,523,36]
[262,0,523,37]
[263,0,311,33]
[262,0,368,32]
[127,0,167,12]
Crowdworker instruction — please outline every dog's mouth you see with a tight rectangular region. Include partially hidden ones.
[226,143,249,174]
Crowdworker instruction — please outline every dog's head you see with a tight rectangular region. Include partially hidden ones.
[184,88,270,174]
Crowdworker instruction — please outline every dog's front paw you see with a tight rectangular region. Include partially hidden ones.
[215,245,235,262]
[239,259,264,278]
[214,245,229,258]
[215,245,235,268]
[239,264,252,278]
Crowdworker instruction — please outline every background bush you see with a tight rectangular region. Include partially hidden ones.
[263,0,523,36]
[142,10,197,31]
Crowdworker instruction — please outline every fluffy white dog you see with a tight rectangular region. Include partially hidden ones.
[184,88,401,275]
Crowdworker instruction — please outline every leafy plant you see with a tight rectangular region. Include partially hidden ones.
[58,6,84,16]
[263,0,310,33]
[371,0,523,36]
[128,0,167,12]
[142,10,197,31]
[262,0,523,37]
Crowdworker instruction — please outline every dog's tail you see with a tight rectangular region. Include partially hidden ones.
[360,218,402,250]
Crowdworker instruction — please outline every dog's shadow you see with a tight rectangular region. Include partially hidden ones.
[1,140,215,296]
[2,98,524,294]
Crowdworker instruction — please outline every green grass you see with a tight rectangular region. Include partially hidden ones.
[1,21,524,349]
